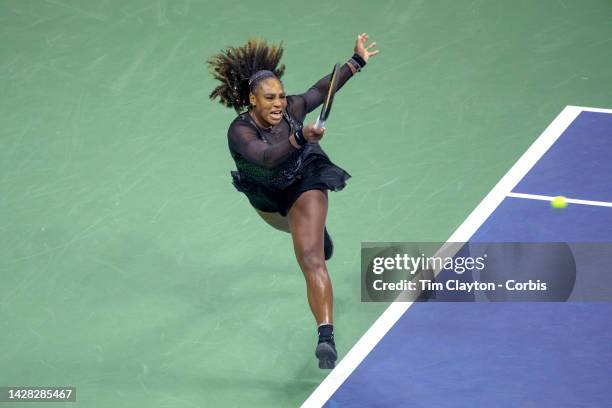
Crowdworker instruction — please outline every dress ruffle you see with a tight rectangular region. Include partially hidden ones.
[232,142,349,192]
[295,156,350,193]
[231,142,350,215]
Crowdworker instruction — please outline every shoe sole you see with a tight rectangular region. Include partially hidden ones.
[316,342,337,369]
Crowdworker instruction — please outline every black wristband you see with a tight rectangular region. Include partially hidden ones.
[351,53,366,69]
[293,128,307,146]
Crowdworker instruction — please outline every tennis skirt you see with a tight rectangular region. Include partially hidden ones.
[231,158,350,216]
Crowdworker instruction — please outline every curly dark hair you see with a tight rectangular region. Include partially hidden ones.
[208,39,286,114]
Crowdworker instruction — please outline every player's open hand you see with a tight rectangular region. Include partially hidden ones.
[354,33,379,62]
[303,123,326,142]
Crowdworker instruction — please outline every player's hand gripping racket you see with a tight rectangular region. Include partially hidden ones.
[315,63,341,129]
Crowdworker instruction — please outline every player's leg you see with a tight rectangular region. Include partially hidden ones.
[255,207,333,259]
[287,190,331,323]
[255,209,290,233]
[255,208,333,260]
[287,189,336,368]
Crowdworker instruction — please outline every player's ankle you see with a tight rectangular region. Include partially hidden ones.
[318,323,334,342]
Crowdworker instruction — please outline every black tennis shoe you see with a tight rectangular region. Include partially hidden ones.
[324,228,334,261]
[315,335,337,369]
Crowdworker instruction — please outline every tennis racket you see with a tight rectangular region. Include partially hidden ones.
[315,63,341,129]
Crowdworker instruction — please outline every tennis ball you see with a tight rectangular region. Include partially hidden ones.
[551,196,568,209]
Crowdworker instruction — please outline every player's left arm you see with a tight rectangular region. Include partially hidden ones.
[292,33,379,115]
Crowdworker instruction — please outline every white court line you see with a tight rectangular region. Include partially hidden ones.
[567,105,612,114]
[301,105,612,408]
[507,192,612,208]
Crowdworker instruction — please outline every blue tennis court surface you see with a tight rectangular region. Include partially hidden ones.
[512,111,612,203]
[304,106,612,407]
[474,196,612,242]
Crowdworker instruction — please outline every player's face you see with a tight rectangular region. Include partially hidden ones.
[250,78,287,127]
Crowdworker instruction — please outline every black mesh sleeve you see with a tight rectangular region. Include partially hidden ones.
[227,120,296,169]
[290,62,355,118]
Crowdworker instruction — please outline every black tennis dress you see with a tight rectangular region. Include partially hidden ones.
[228,63,355,216]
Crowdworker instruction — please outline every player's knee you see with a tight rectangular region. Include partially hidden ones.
[299,247,325,271]
[303,264,329,286]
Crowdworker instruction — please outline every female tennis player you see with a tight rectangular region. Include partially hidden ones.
[208,33,378,368]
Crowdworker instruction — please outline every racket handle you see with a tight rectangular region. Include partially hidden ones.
[315,118,326,129]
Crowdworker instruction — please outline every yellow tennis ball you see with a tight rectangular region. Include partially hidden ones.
[551,196,568,209]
